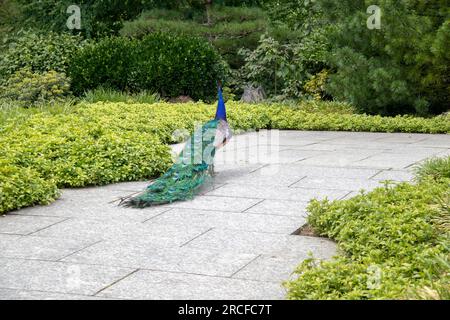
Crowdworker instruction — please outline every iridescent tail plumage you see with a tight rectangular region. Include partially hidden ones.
[121,119,226,207]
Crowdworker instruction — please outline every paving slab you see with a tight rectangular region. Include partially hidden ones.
[0,258,135,296]
[291,177,383,192]
[244,199,309,217]
[185,229,337,257]
[148,208,304,234]
[0,288,110,300]
[232,252,333,283]
[167,195,261,212]
[371,169,414,182]
[206,184,348,201]
[32,218,210,246]
[0,215,66,235]
[0,234,97,261]
[63,241,257,277]
[97,270,286,300]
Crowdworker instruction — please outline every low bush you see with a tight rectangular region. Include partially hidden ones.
[68,37,136,95]
[0,69,71,106]
[69,33,227,101]
[285,157,450,299]
[0,30,87,84]
[0,160,60,214]
[1,101,449,215]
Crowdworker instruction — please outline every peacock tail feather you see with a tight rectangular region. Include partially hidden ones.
[121,119,226,207]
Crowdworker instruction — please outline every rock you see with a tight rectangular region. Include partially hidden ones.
[168,95,194,103]
[240,85,266,103]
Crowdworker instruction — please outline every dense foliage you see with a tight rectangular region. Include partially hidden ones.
[14,0,156,37]
[0,69,71,106]
[69,33,227,100]
[238,0,330,99]
[286,157,450,299]
[315,0,449,115]
[0,30,87,84]
[120,6,269,68]
[1,101,449,214]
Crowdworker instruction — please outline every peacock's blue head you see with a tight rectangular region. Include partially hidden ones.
[215,86,227,122]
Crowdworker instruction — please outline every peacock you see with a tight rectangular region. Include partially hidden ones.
[121,85,232,207]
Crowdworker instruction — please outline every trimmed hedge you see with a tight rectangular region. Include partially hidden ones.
[1,101,449,214]
[69,33,227,101]
[285,158,450,299]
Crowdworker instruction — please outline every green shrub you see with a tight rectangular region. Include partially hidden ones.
[303,69,330,101]
[286,171,450,299]
[120,6,268,69]
[130,33,227,101]
[69,33,227,101]
[239,33,329,99]
[0,30,87,83]
[0,69,71,106]
[14,0,155,38]
[316,0,449,115]
[0,160,59,214]
[68,37,136,94]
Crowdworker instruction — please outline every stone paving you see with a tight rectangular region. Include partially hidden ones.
[0,130,449,300]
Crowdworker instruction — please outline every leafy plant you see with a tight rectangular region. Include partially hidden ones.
[316,0,449,115]
[414,157,450,182]
[120,5,268,68]
[69,33,228,101]
[0,68,71,106]
[0,30,87,84]
[285,163,450,299]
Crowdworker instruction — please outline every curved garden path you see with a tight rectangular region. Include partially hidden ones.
[0,130,449,299]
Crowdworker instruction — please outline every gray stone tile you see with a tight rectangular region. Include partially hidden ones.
[206,184,347,201]
[291,177,383,192]
[233,251,334,282]
[186,229,337,256]
[148,208,304,234]
[0,215,66,235]
[14,198,170,222]
[32,218,209,246]
[411,135,450,147]
[374,135,429,144]
[0,258,135,295]
[354,153,427,169]
[298,150,381,167]
[244,200,309,217]
[0,234,97,260]
[269,149,331,164]
[254,165,381,180]
[63,241,257,277]
[371,170,414,182]
[213,168,305,187]
[97,270,286,300]
[168,195,261,212]
[0,288,110,300]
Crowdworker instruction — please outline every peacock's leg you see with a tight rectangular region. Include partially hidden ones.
[208,164,216,176]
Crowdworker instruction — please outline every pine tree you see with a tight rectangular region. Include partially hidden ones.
[317,0,449,115]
